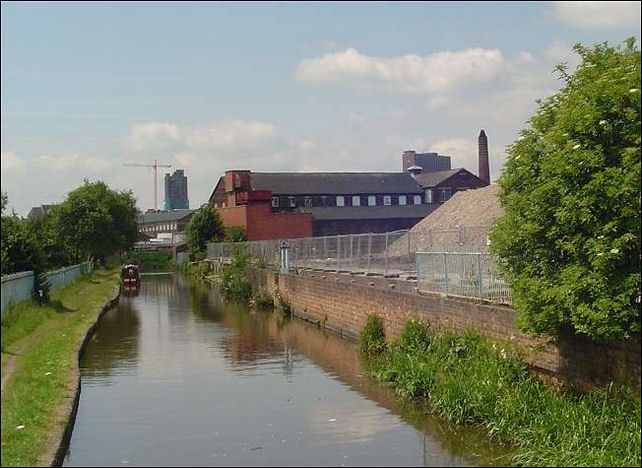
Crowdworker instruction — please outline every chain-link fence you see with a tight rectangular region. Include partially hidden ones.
[205,226,511,303]
[416,252,511,303]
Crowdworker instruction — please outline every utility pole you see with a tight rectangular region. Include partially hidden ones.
[122,159,172,210]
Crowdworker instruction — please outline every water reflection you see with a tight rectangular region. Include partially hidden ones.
[65,274,507,467]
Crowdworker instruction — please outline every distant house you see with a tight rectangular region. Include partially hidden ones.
[27,204,54,219]
[412,168,488,204]
[136,209,194,239]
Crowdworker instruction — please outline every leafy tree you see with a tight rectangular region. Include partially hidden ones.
[224,226,246,242]
[55,180,138,265]
[1,192,7,214]
[490,39,641,341]
[1,195,44,274]
[26,208,73,269]
[186,204,224,260]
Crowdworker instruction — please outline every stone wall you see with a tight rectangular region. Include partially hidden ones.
[245,266,640,388]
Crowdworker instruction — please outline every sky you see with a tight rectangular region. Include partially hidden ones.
[1,1,640,216]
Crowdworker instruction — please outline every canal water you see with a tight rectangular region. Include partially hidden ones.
[64,274,503,467]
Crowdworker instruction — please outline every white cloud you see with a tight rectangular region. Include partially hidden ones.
[1,150,27,173]
[553,1,642,29]
[125,122,181,151]
[296,47,506,94]
[36,153,112,172]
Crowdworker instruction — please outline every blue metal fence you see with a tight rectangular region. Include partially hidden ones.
[1,262,93,314]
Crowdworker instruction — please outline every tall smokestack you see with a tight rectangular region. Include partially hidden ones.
[478,129,490,185]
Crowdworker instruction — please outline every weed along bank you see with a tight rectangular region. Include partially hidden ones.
[204,237,641,467]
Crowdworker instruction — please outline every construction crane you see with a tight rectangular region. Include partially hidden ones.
[123,159,172,210]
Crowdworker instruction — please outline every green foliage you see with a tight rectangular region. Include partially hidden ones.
[224,226,246,242]
[273,290,291,314]
[358,314,387,355]
[1,215,44,275]
[55,180,138,265]
[490,39,641,341]
[220,244,253,302]
[367,327,641,467]
[124,251,172,272]
[31,273,51,304]
[187,204,224,260]
[1,192,7,214]
[398,319,431,352]
[249,290,274,309]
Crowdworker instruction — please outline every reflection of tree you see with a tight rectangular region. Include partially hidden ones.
[81,301,140,379]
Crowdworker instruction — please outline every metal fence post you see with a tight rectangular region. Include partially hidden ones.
[367,232,372,274]
[443,252,449,295]
[384,231,389,276]
[350,234,354,271]
[477,253,483,298]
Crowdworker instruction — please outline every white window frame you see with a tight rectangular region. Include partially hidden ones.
[414,195,422,205]
[352,195,360,206]
[398,195,407,206]
[272,196,279,208]
[383,195,392,206]
[304,196,312,207]
[336,196,345,207]
[288,196,296,207]
[368,195,376,206]
[425,190,433,204]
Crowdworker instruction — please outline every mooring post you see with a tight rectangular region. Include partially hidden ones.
[280,240,290,274]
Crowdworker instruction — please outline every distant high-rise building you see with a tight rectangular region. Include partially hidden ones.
[163,169,189,210]
[402,150,451,173]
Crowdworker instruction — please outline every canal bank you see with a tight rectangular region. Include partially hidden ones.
[0,269,120,467]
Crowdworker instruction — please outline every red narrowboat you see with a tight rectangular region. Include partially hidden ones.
[121,264,140,288]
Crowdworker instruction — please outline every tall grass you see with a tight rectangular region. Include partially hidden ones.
[362,321,641,467]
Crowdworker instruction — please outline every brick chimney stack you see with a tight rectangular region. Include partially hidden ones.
[478,129,490,185]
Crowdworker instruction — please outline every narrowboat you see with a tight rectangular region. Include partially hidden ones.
[121,264,140,288]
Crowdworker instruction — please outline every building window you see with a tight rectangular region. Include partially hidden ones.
[288,196,296,207]
[336,196,345,207]
[304,196,312,207]
[352,195,360,206]
[222,202,226,208]
[435,188,452,203]
[214,203,218,208]
[398,195,407,205]
[272,196,279,208]
[383,195,392,206]
[414,195,422,205]
[321,196,328,207]
[368,195,376,206]
[425,190,433,204]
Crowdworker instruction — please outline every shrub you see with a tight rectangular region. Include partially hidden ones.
[250,291,273,309]
[490,39,641,340]
[220,244,253,302]
[397,319,431,352]
[358,314,387,355]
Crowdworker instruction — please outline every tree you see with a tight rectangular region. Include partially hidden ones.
[224,226,246,242]
[490,39,641,341]
[1,215,44,275]
[186,204,224,260]
[55,180,138,264]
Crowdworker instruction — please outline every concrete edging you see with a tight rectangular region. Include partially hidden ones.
[38,285,121,467]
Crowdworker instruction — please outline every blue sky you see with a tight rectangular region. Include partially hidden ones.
[2,1,640,215]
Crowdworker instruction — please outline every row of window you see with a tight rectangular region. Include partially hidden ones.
[141,222,178,233]
[272,194,423,208]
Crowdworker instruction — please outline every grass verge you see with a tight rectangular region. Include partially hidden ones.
[362,318,641,467]
[1,268,119,467]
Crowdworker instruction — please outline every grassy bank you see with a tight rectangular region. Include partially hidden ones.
[1,268,119,467]
[360,317,641,467]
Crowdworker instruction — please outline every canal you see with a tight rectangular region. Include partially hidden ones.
[64,274,503,467]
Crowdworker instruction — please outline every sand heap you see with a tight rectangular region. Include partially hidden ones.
[388,184,504,255]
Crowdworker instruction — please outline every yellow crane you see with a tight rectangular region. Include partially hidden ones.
[123,159,172,210]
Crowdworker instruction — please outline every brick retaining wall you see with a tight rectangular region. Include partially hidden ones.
[245,266,640,388]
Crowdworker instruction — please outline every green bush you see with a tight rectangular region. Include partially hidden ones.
[398,319,431,352]
[490,39,641,341]
[249,291,273,309]
[358,314,387,356]
[220,245,253,302]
